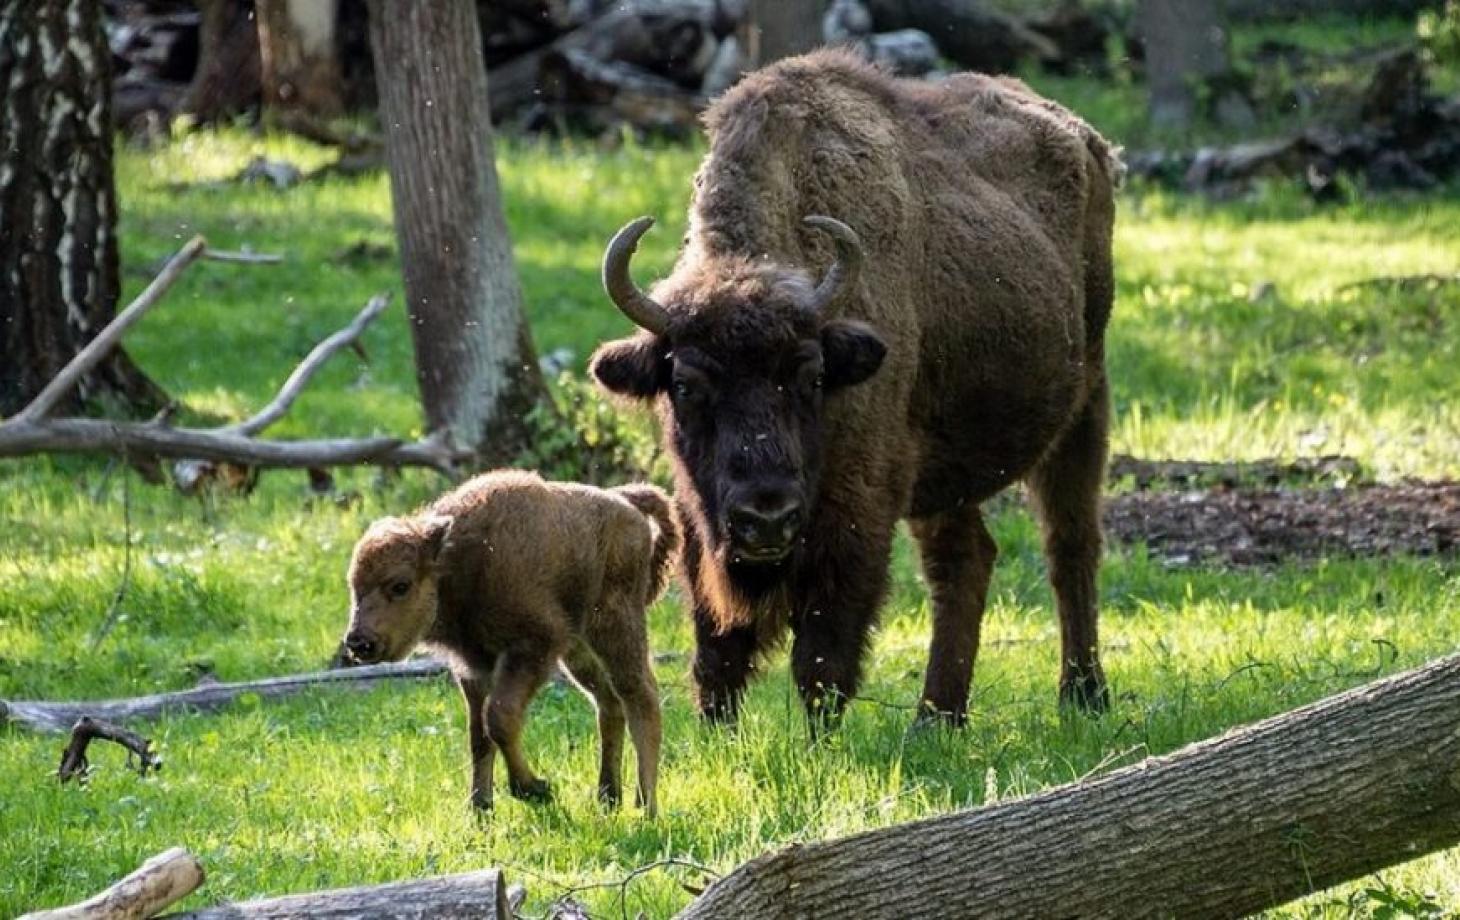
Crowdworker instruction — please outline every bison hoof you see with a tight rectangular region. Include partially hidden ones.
[910,700,967,732]
[510,777,553,803]
[598,783,622,809]
[469,788,494,812]
[1059,670,1110,714]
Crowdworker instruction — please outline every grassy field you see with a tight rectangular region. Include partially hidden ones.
[4,21,1460,918]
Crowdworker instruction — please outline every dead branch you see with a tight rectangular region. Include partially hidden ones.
[2,659,449,735]
[18,847,205,920]
[201,249,284,265]
[158,868,512,919]
[0,239,471,476]
[56,716,161,783]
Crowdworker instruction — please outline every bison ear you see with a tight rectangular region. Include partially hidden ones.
[419,514,453,562]
[589,334,666,400]
[821,320,887,389]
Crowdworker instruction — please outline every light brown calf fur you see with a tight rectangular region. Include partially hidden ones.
[341,470,679,816]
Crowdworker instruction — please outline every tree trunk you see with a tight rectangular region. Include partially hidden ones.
[178,0,263,124]
[367,0,544,459]
[257,0,344,118]
[862,0,1057,73]
[741,0,823,69]
[680,653,1460,919]
[161,869,511,919]
[1137,0,1252,130]
[0,0,165,418]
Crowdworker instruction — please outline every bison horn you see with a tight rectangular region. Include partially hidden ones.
[603,216,671,335]
[803,215,865,316]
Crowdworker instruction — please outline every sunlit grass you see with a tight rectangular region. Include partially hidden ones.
[5,44,1460,917]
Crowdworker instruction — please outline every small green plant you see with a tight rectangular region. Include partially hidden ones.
[515,370,665,486]
[1418,1,1460,70]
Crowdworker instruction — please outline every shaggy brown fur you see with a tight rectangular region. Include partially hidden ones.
[590,50,1120,728]
[341,470,679,815]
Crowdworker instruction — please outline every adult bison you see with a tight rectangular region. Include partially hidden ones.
[589,49,1121,729]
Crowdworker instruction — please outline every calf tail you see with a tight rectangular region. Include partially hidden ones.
[614,484,682,601]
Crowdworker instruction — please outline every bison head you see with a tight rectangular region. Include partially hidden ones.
[589,216,886,579]
[342,514,452,664]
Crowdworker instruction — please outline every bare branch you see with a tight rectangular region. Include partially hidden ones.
[201,249,284,264]
[228,293,392,437]
[18,848,204,920]
[15,236,207,423]
[56,716,161,783]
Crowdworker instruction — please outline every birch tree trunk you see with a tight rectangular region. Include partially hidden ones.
[0,0,165,417]
[367,0,544,459]
[257,0,344,118]
[681,653,1460,919]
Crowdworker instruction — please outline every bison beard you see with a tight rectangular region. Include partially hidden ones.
[591,49,1120,730]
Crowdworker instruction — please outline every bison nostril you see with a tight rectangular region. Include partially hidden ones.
[345,632,379,661]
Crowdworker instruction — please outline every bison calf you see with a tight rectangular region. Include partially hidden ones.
[341,470,679,816]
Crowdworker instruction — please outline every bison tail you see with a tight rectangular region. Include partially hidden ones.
[614,484,682,601]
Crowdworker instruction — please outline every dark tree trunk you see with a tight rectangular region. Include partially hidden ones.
[741,0,823,69]
[0,0,165,418]
[178,0,262,123]
[257,0,345,118]
[367,0,544,459]
[681,653,1460,919]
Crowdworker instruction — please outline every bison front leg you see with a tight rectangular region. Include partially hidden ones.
[790,528,893,734]
[690,602,758,725]
[909,503,997,727]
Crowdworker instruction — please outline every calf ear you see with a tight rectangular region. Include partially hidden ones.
[589,334,666,400]
[419,514,453,562]
[821,320,887,389]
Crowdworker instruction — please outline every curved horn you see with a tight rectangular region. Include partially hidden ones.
[602,216,670,335]
[802,215,865,316]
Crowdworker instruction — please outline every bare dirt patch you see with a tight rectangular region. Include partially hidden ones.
[1104,482,1460,566]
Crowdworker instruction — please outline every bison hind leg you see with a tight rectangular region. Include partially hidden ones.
[560,641,627,809]
[909,502,998,727]
[1027,375,1111,713]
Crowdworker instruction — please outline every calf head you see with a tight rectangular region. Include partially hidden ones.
[590,216,886,585]
[342,514,453,664]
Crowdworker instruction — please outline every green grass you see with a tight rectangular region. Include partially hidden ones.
[5,47,1460,919]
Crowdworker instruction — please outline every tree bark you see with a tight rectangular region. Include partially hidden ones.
[160,869,511,919]
[178,0,263,124]
[1136,0,1251,130]
[367,0,544,460]
[257,0,344,118]
[680,653,1460,919]
[0,0,166,417]
[741,0,823,69]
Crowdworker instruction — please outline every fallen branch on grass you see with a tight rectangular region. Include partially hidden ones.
[158,868,512,919]
[678,653,1460,919]
[0,236,471,478]
[1,659,448,734]
[19,847,205,920]
[56,716,161,783]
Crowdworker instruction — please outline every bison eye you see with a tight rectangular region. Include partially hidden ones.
[387,580,411,599]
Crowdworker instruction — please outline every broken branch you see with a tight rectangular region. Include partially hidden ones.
[56,716,161,783]
[3,659,449,734]
[18,848,205,920]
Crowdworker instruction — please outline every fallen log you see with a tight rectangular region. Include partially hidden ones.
[19,848,205,920]
[159,869,511,919]
[679,653,1460,919]
[1,659,448,734]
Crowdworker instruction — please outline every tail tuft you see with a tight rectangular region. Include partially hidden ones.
[614,484,681,600]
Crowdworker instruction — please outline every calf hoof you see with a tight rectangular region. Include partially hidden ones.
[509,777,553,804]
[469,788,494,812]
[1059,668,1110,714]
[910,700,967,732]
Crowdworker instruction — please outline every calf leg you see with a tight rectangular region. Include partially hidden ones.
[487,647,555,802]
[458,675,496,811]
[560,641,627,809]
[588,606,662,818]
[909,503,998,726]
[1027,376,1111,712]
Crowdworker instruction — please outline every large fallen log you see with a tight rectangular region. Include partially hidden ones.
[679,653,1460,919]
[160,869,511,919]
[1,659,448,734]
[19,848,205,920]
